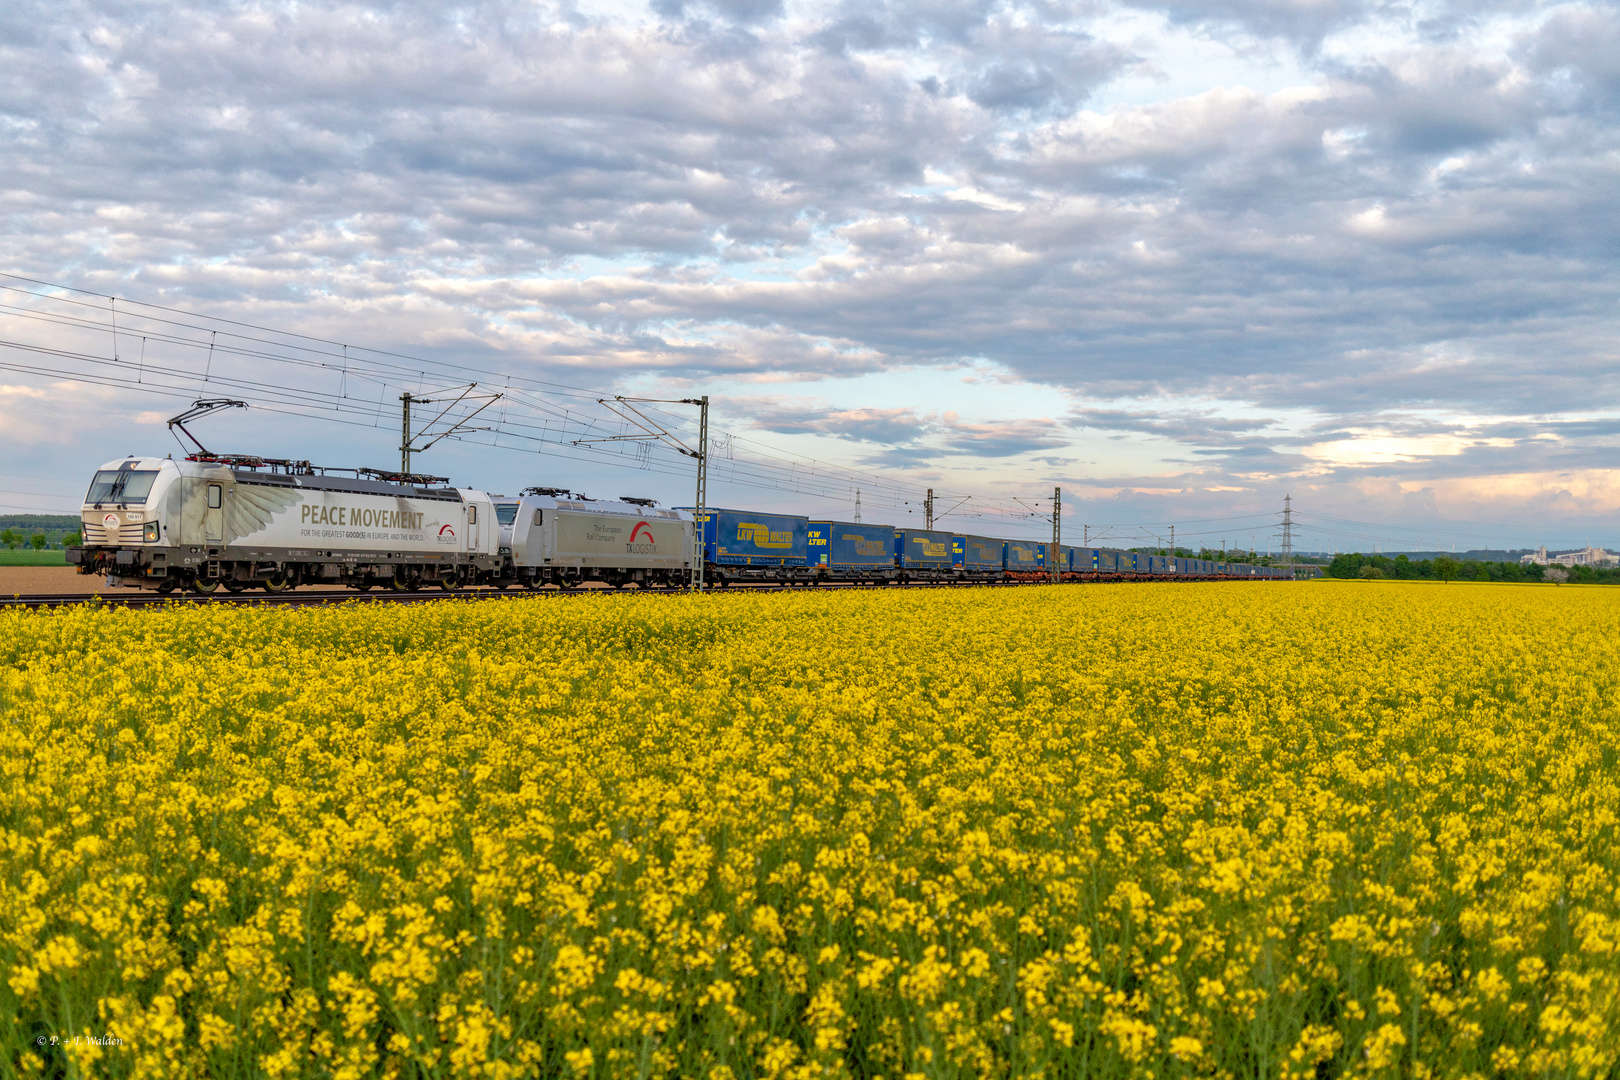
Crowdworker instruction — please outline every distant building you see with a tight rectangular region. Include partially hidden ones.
[1520,545,1619,568]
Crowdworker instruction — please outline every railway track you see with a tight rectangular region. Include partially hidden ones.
[0,576,1145,611]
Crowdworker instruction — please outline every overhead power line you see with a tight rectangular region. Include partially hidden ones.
[0,273,1100,533]
[3,271,1452,547]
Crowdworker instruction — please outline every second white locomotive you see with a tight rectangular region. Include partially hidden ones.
[492,488,693,589]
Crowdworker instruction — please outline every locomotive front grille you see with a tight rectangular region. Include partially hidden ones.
[83,522,149,544]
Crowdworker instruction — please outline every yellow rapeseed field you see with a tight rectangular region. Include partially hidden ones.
[2,581,1617,1078]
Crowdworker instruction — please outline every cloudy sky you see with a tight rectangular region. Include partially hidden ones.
[3,0,1618,550]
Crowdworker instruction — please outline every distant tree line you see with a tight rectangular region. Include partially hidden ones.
[1125,547,1320,567]
[1326,552,1620,584]
[0,514,81,550]
[1129,546,1232,560]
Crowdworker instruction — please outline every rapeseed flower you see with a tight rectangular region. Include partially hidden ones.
[0,582,1616,1077]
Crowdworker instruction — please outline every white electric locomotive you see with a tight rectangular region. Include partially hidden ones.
[71,454,499,593]
[491,487,694,589]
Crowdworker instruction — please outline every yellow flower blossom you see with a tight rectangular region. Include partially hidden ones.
[0,582,1616,1076]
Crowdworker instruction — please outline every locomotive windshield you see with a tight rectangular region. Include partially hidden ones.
[85,468,159,505]
[494,503,518,525]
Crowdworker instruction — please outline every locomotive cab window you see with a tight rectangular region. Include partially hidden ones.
[86,468,159,505]
[533,509,543,526]
[206,484,222,509]
[494,503,518,525]
[467,505,476,524]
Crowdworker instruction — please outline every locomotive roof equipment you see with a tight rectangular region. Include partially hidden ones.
[522,486,589,500]
[167,398,248,457]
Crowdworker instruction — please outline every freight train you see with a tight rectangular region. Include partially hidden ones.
[68,454,1295,591]
[694,506,1291,584]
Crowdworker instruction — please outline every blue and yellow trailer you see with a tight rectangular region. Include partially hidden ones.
[808,520,894,576]
[1081,547,1118,573]
[1035,543,1074,574]
[894,528,954,573]
[1004,540,1043,574]
[689,507,808,568]
[953,533,1004,574]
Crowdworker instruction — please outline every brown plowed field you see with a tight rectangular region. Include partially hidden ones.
[0,567,357,597]
[0,566,112,596]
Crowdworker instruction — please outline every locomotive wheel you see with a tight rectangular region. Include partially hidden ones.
[157,579,178,594]
[350,582,372,592]
[520,577,540,591]
[438,571,463,592]
[222,579,244,593]
[262,571,292,593]
[391,571,419,593]
[191,577,221,594]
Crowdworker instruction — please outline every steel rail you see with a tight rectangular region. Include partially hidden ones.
[0,576,1274,611]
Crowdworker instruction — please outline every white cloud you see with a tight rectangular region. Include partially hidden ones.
[0,0,1617,544]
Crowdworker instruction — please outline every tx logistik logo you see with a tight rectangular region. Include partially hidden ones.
[436,523,457,544]
[626,521,659,554]
[737,522,794,549]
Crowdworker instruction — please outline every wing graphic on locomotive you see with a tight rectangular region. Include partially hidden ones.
[224,484,303,543]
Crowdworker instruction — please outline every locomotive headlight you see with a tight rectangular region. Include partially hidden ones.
[143,520,160,543]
